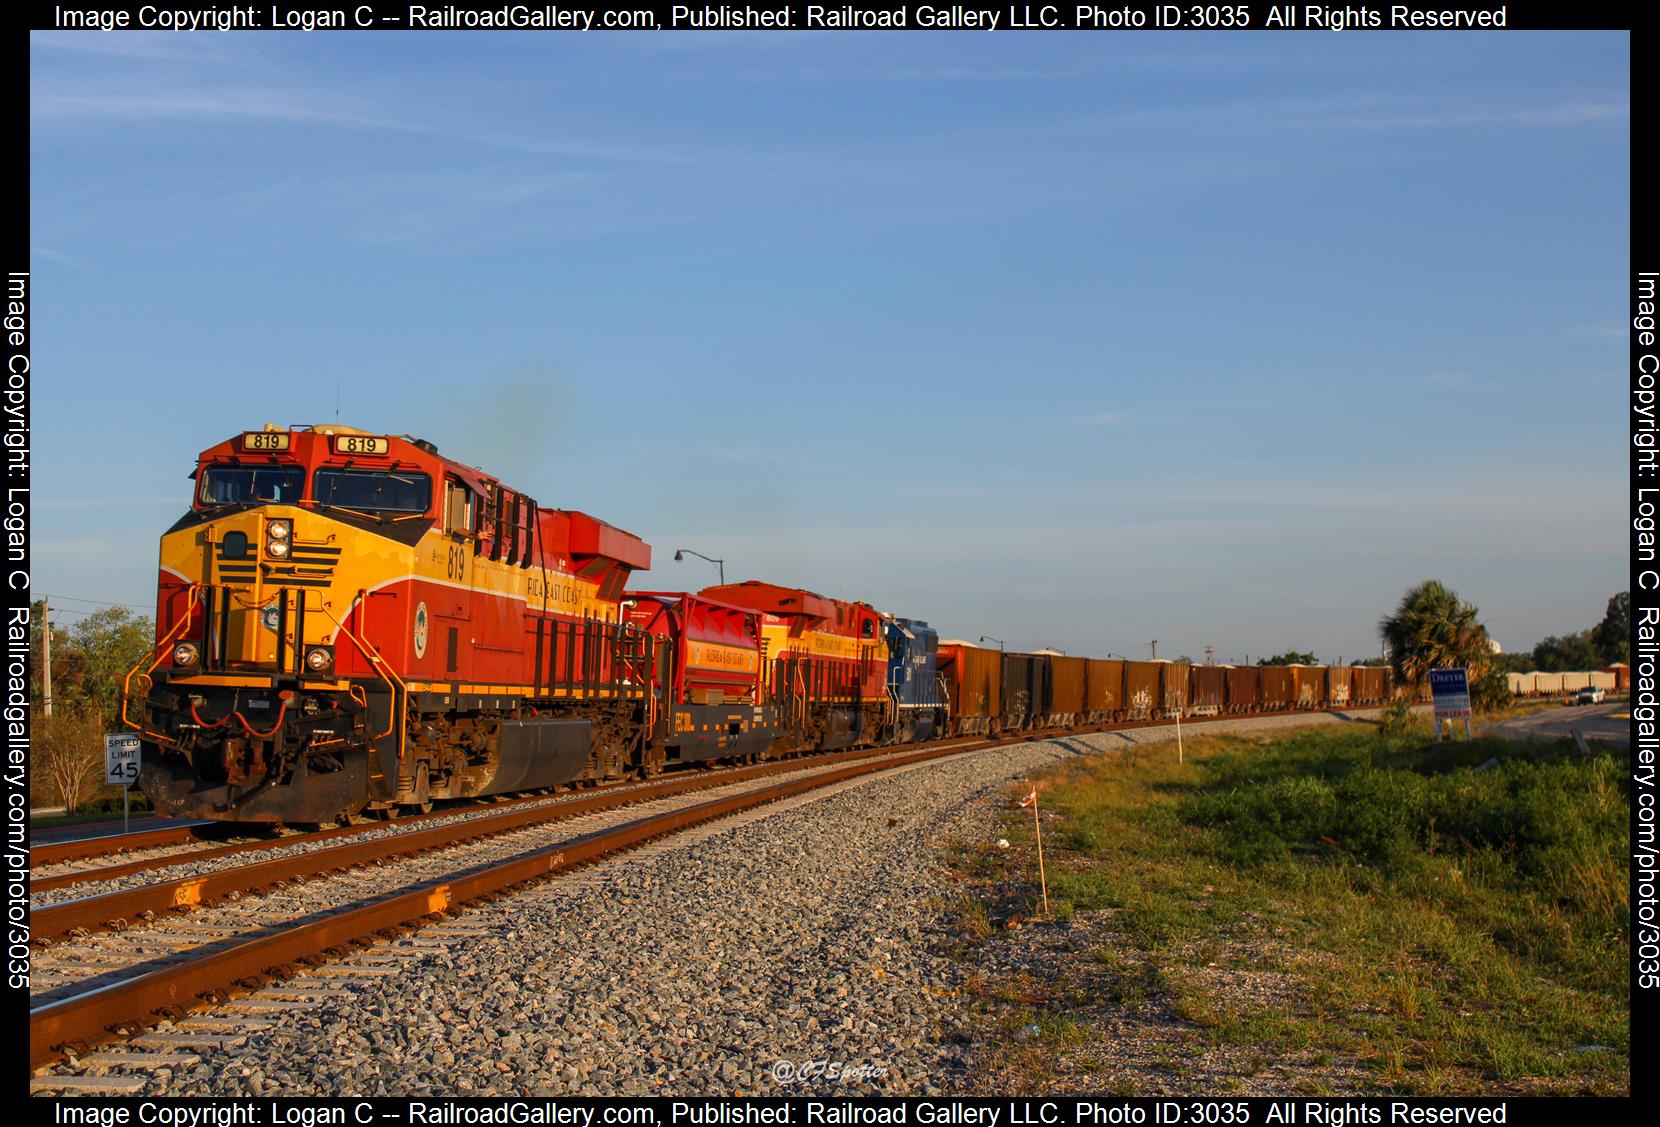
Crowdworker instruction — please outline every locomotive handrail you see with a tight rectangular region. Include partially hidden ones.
[120,584,205,744]
[322,601,407,753]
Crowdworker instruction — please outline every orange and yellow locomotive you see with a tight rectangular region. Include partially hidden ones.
[128,425,655,823]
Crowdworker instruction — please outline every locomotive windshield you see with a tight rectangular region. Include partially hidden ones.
[313,468,432,516]
[198,464,305,507]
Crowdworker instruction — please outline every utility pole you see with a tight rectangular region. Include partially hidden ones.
[1204,645,1215,666]
[42,596,52,718]
[1150,639,1157,660]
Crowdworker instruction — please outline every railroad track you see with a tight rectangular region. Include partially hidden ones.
[31,741,949,896]
[30,707,1380,1080]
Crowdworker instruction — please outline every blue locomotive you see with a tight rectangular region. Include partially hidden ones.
[885,617,949,742]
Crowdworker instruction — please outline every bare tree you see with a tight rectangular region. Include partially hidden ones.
[33,708,105,814]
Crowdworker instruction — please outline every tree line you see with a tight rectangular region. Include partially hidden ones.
[1379,582,1626,713]
[31,601,156,813]
[1489,592,1628,674]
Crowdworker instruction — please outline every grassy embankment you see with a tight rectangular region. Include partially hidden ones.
[945,720,1629,1095]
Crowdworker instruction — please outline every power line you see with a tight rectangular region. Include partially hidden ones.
[40,594,152,612]
[46,606,146,620]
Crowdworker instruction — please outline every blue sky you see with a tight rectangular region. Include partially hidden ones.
[29,30,1628,662]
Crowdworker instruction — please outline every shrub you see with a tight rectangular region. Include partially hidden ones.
[1380,698,1419,737]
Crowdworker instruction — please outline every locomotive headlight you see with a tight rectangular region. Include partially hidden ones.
[304,646,334,673]
[173,642,200,667]
[266,519,292,557]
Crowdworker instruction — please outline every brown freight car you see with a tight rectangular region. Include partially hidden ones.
[1350,666,1388,706]
[936,641,1002,736]
[1291,665,1326,709]
[1047,655,1086,726]
[1260,666,1295,711]
[1124,661,1160,720]
[1225,666,1259,714]
[1084,659,1124,722]
[1326,666,1353,707]
[1157,660,1190,716]
[1002,652,1050,731]
[1189,665,1226,715]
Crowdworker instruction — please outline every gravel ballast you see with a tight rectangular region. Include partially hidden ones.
[38,709,1388,1097]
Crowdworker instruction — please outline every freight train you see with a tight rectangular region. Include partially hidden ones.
[123,425,1388,825]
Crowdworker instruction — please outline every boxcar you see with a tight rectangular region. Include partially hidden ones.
[1532,672,1564,696]
[1047,655,1087,726]
[1325,666,1352,707]
[1260,666,1295,711]
[1124,661,1160,720]
[1507,671,1532,696]
[1589,671,1616,691]
[1189,665,1226,715]
[1084,659,1124,722]
[1225,666,1260,714]
[1002,652,1051,731]
[936,641,1002,736]
[1561,671,1592,692]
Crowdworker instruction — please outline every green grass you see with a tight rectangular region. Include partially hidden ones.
[973,725,1629,1094]
[31,794,155,829]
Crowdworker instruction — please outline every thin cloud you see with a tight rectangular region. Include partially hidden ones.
[30,245,86,268]
[1369,103,1628,129]
[31,83,706,166]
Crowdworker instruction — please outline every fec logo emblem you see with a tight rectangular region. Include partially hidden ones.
[414,601,429,659]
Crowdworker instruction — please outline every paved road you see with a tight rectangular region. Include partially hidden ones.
[1486,702,1629,748]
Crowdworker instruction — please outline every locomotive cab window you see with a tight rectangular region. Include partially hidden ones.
[314,468,432,516]
[199,464,305,507]
[445,480,477,537]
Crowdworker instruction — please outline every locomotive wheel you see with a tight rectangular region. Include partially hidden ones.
[406,763,433,815]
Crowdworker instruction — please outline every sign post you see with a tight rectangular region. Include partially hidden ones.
[104,733,142,833]
[1427,668,1472,741]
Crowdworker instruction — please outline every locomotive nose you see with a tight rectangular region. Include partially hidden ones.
[199,508,339,671]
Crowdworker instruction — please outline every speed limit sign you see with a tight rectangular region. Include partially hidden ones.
[104,733,142,786]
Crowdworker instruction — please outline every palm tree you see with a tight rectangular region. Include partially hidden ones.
[1378,580,1491,689]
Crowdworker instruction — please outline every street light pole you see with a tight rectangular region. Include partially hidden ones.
[979,636,1004,650]
[673,548,725,585]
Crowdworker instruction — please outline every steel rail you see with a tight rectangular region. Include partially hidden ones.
[33,825,213,868]
[34,704,1376,893]
[29,707,1383,1070]
[34,702,1370,875]
[30,738,991,940]
[30,737,968,891]
[27,732,1022,1069]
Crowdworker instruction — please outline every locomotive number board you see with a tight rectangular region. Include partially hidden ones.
[242,431,291,451]
[332,434,389,455]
